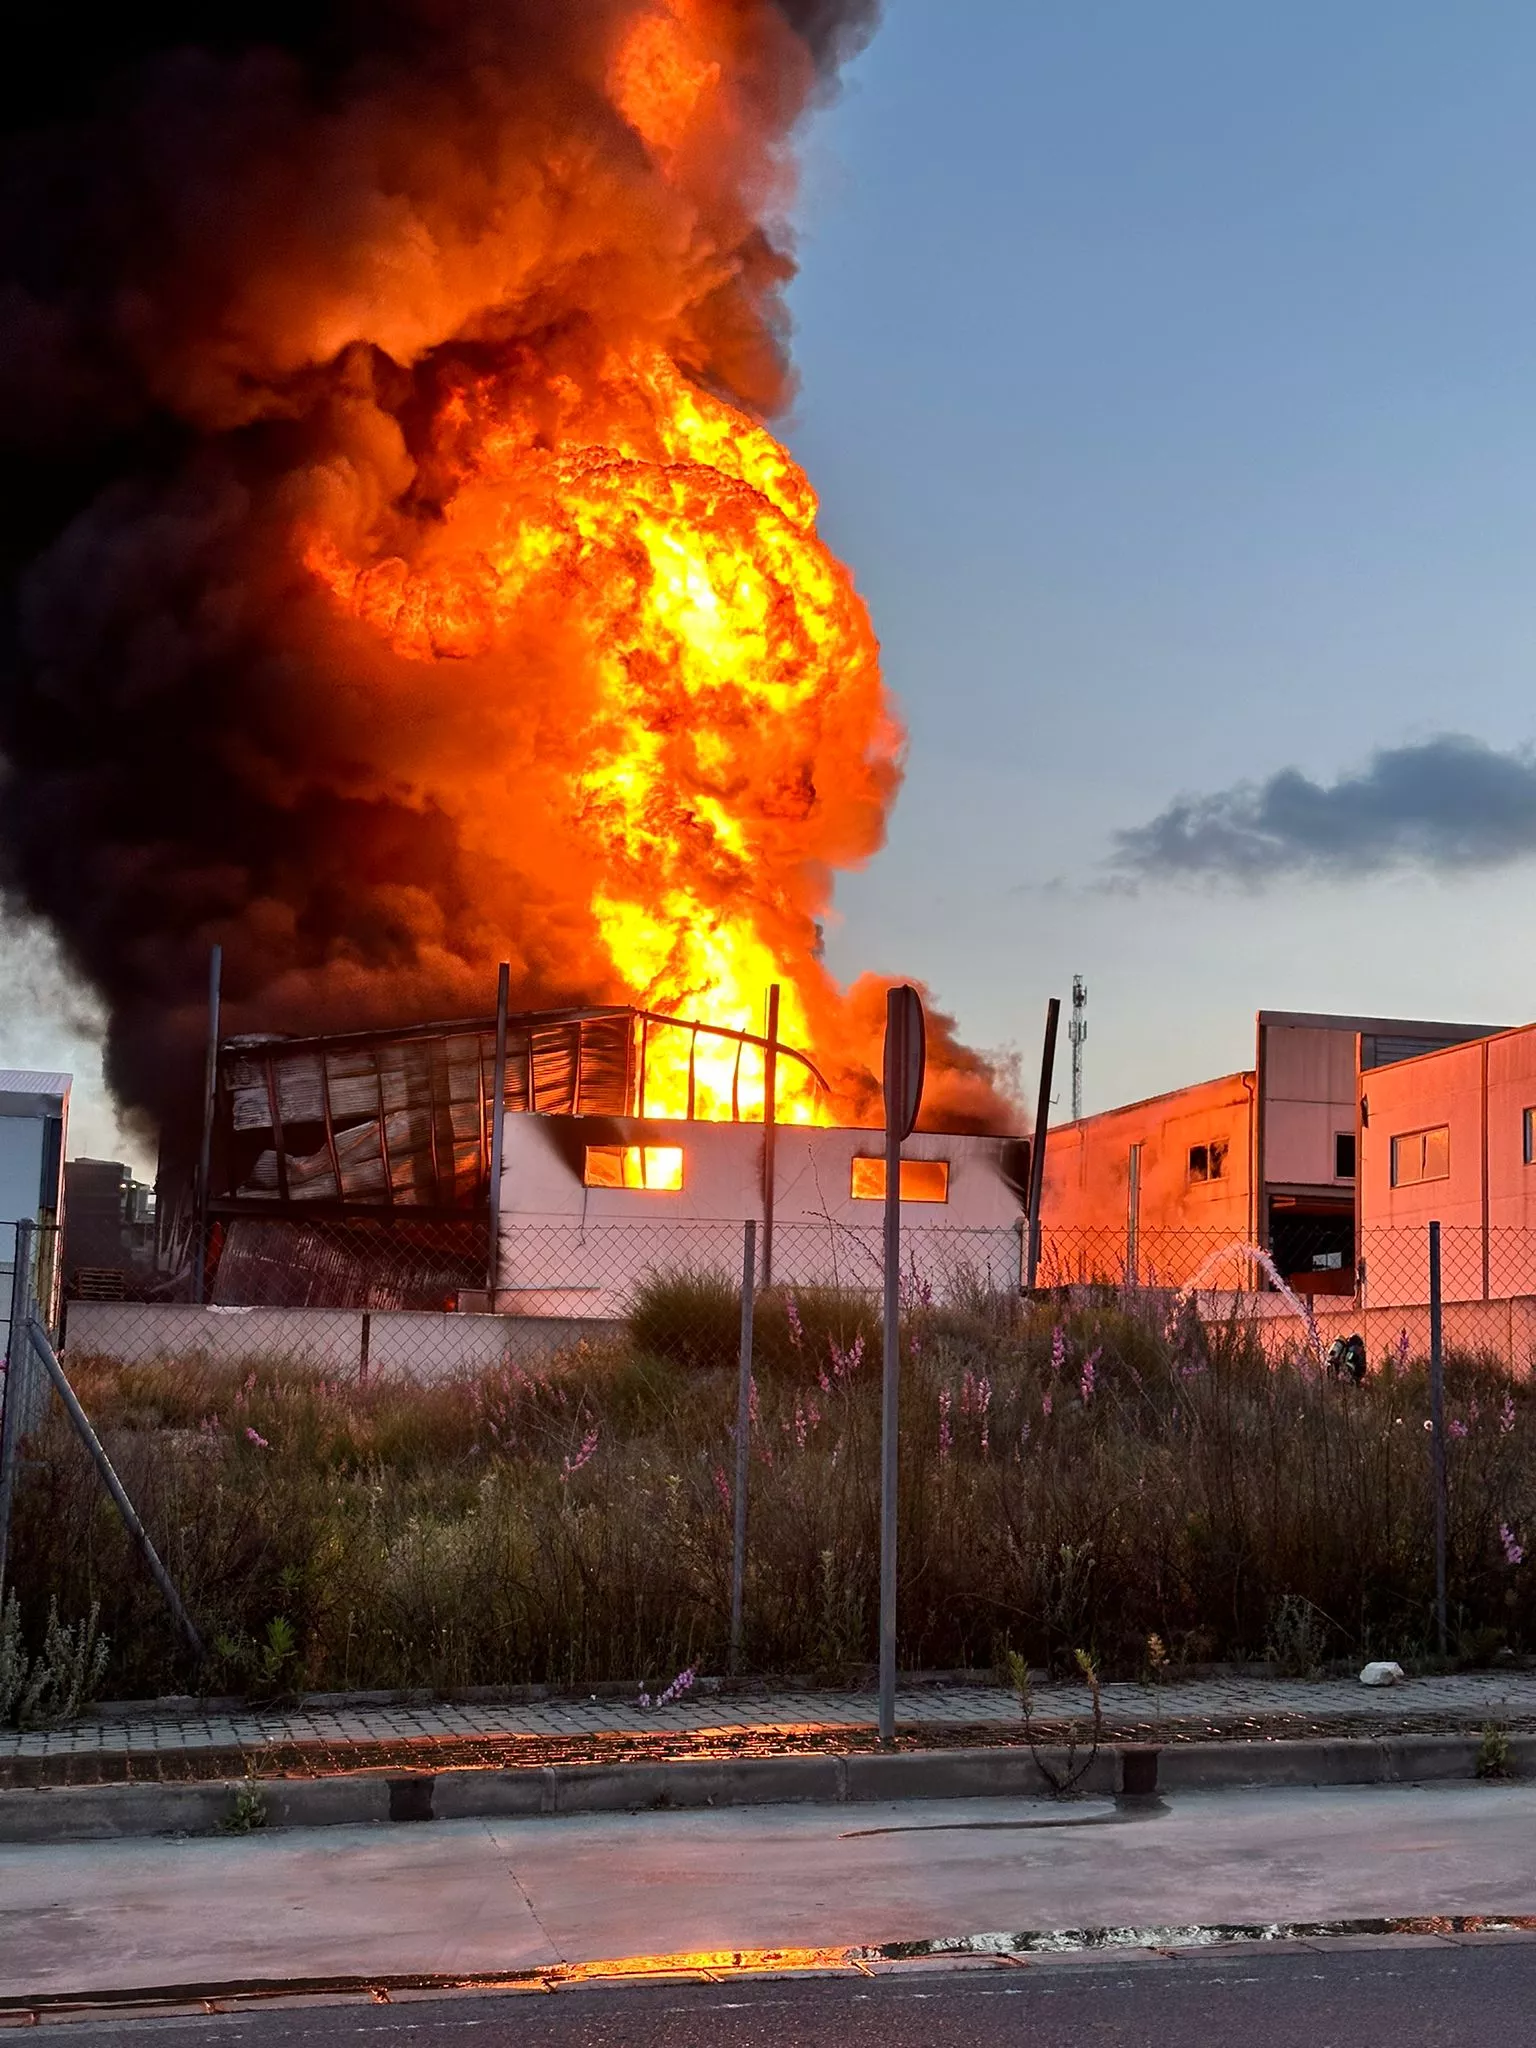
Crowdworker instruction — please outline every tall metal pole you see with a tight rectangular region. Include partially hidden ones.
[191,944,222,1306]
[761,985,780,1288]
[729,1219,757,1671]
[26,1315,204,1660]
[1024,998,1062,1292]
[0,1220,36,1604]
[1428,1220,1448,1655]
[486,963,511,1304]
[878,996,905,1743]
[1069,975,1087,1122]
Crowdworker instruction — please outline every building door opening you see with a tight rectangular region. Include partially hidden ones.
[1268,1196,1355,1295]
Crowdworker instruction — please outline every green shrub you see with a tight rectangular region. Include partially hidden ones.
[627,1270,741,1372]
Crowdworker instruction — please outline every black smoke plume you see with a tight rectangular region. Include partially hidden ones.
[0,0,883,1139]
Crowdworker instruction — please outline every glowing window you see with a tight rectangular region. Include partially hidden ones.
[1390,1126,1449,1188]
[850,1157,950,1203]
[583,1145,684,1192]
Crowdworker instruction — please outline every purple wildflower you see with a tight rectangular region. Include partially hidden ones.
[785,1295,804,1350]
[1050,1325,1066,1376]
[1080,1347,1100,1405]
[712,1466,731,1513]
[638,1666,698,1710]
[1395,1328,1411,1369]
[561,1425,599,1481]
[1501,1522,1525,1568]
[938,1387,953,1461]
[1501,1395,1517,1436]
[1041,1390,1053,1419]
[1449,1418,1469,1440]
[244,1426,269,1450]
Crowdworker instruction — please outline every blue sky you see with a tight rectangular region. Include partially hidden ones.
[787,0,1536,1114]
[22,0,1536,1159]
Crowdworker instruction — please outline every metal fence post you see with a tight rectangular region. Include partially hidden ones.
[0,1220,35,1603]
[1024,997,1060,1290]
[192,944,222,1306]
[26,1314,204,1661]
[729,1219,757,1672]
[1428,1219,1448,1656]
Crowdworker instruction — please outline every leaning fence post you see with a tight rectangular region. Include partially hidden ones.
[26,1314,205,1661]
[1428,1219,1448,1655]
[0,1220,36,1603]
[729,1219,757,1672]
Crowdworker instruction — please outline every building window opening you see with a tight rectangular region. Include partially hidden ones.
[1525,1107,1536,1165]
[1390,1126,1449,1189]
[1335,1132,1356,1180]
[1188,1139,1227,1184]
[851,1157,950,1203]
[583,1145,684,1192]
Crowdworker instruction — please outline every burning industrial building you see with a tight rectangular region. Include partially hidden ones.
[0,0,1021,1319]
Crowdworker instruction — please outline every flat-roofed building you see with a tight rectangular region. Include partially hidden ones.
[1358,1022,1536,1311]
[1041,1012,1499,1294]
[0,1068,70,1325]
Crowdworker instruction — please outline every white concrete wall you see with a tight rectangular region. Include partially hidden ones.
[62,1301,610,1381]
[496,1117,1025,1311]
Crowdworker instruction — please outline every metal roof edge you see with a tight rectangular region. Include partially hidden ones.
[1050,1069,1255,1134]
[0,1069,71,1099]
[1356,1017,1536,1074]
[1255,1009,1506,1040]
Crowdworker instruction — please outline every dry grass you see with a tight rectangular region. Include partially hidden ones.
[8,1283,1536,1699]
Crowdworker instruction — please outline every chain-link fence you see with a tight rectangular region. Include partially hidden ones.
[10,1206,1536,1688]
[1037,1221,1357,1295]
[55,1215,1025,1384]
[1036,1221,1536,1373]
[0,1217,62,1421]
[36,1207,1536,1386]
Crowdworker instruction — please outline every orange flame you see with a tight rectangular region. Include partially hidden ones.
[305,332,890,1124]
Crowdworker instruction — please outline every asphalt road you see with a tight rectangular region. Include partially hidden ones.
[28,1944,1536,2047]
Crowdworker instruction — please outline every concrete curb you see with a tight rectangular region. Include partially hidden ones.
[1,1733,1527,1844]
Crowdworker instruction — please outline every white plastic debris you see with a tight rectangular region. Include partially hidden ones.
[1359,1661,1405,1687]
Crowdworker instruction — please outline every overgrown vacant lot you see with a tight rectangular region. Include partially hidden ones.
[9,1279,1536,1700]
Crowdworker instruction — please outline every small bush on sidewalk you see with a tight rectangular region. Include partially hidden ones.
[0,1594,110,1728]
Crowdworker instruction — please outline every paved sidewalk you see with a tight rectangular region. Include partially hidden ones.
[8,1783,1536,2004]
[5,1670,1536,1787]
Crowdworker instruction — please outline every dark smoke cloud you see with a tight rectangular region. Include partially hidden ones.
[0,0,882,1134]
[1113,734,1536,883]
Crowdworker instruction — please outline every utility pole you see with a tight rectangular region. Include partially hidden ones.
[1069,974,1088,1122]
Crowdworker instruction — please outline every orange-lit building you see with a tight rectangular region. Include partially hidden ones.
[1358,1021,1536,1309]
[1042,1010,1500,1293]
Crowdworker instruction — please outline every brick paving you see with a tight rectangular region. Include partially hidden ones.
[4,1669,1536,1789]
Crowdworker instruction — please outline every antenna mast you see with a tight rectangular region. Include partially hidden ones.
[1069,974,1087,1121]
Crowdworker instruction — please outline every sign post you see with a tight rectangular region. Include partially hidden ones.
[879,983,925,1743]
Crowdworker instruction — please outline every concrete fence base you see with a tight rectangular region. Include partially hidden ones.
[61,1302,616,1383]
